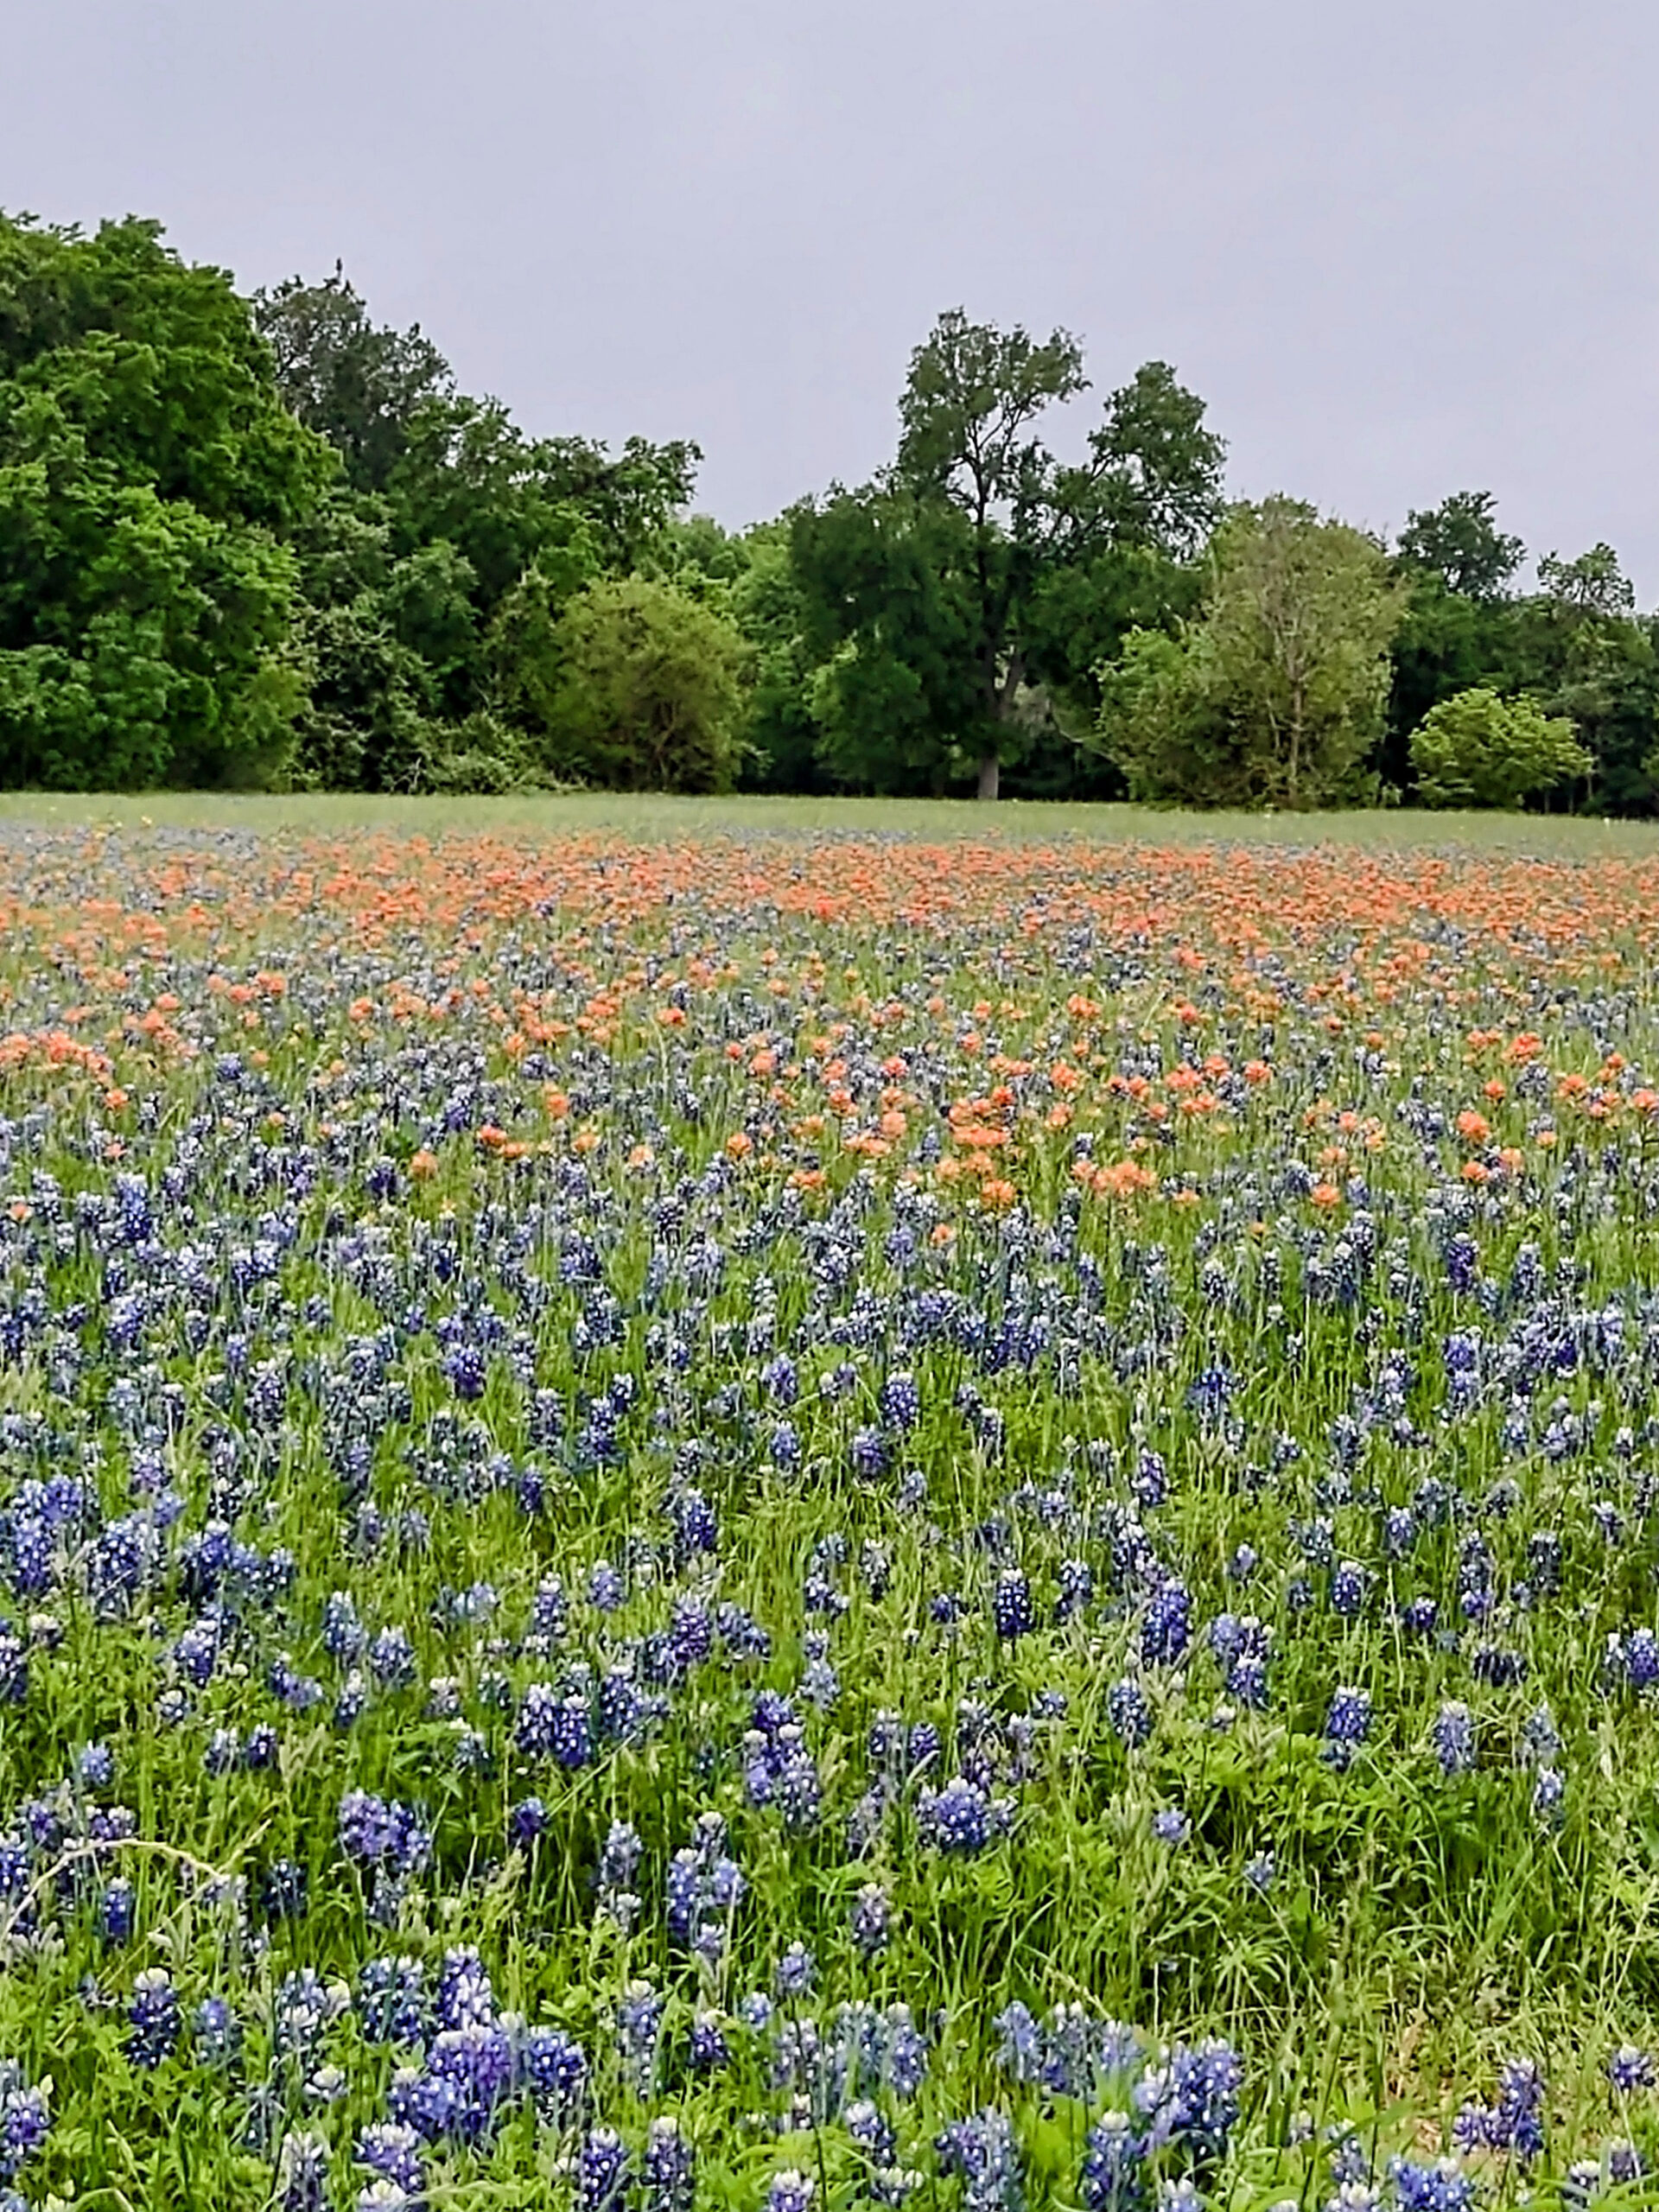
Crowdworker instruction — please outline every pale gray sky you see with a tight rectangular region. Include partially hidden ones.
[10,0,1659,598]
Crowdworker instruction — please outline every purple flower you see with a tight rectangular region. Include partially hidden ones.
[126,1967,181,2067]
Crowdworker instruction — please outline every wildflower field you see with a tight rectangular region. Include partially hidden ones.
[6,814,1659,2212]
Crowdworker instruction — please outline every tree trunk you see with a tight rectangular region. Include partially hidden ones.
[976,751,1001,801]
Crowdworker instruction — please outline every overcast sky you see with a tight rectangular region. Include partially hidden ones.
[11,0,1659,598]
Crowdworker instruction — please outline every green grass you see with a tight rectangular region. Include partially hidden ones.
[2,787,1659,855]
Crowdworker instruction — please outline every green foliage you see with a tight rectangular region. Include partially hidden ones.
[252,267,454,494]
[1099,498,1405,807]
[1389,503,1659,816]
[384,397,693,616]
[1096,626,1245,805]
[252,266,701,787]
[1410,687,1592,810]
[1539,542,1637,621]
[1397,490,1524,601]
[725,523,830,792]
[794,311,1224,798]
[529,576,749,791]
[0,213,333,788]
[791,487,985,795]
[484,540,602,728]
[1548,616,1659,817]
[10,212,1658,815]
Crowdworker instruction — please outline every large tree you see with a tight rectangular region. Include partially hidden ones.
[1100,497,1405,807]
[0,213,332,787]
[252,268,453,495]
[256,268,700,789]
[792,312,1224,798]
[1397,490,1523,601]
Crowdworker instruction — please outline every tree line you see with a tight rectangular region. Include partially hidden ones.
[3,211,1655,808]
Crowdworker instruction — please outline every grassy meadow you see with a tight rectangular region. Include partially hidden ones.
[0,802,1654,2209]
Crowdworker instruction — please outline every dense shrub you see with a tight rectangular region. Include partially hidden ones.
[1409,686,1591,809]
[528,577,750,791]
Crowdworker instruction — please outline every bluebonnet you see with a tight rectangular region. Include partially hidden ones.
[992,1568,1034,1641]
[640,2114,695,2212]
[194,1995,239,2065]
[126,1967,181,2066]
[851,1427,887,1478]
[339,1790,431,1876]
[435,1945,494,2031]
[575,2126,632,2212]
[1432,1702,1475,1777]
[768,2169,816,2212]
[1329,1560,1368,1618]
[1135,2038,1243,2163]
[1322,1687,1372,1770]
[1608,2142,1643,2184]
[851,1881,893,1955]
[689,2010,730,2073]
[666,1815,745,1953]
[0,2064,49,2183]
[358,2121,425,2193]
[276,2130,331,2211]
[936,2109,1024,2212]
[1387,2157,1475,2212]
[359,1956,427,2045]
[1454,2058,1545,2163]
[918,1776,1007,1855]
[1107,1680,1153,1748]
[1141,1580,1192,1666]
[1080,2111,1145,2212]
[615,1980,664,2095]
[1532,1767,1566,1827]
[775,1941,816,1998]
[518,2024,588,2119]
[1608,2043,1655,2093]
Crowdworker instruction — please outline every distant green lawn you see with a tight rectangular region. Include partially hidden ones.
[1,787,1657,855]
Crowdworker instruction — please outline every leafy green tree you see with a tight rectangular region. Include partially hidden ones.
[793,313,1224,798]
[640,515,823,787]
[1410,687,1590,809]
[257,271,697,591]
[726,524,830,792]
[484,537,602,727]
[1092,627,1240,804]
[282,492,444,791]
[791,487,984,795]
[1387,492,1529,789]
[256,266,701,783]
[1516,546,1659,813]
[0,213,332,787]
[525,578,749,791]
[252,269,454,494]
[386,397,696,607]
[1537,543,1636,620]
[1099,498,1404,806]
[1387,511,1659,816]
[1397,491,1524,601]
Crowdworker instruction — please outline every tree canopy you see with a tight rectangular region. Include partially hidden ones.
[0,213,332,787]
[792,312,1224,798]
[1098,499,1405,807]
[3,210,1657,811]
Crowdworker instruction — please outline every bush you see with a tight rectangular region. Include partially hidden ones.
[1095,499,1403,808]
[397,710,555,795]
[1409,687,1590,809]
[528,578,749,792]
